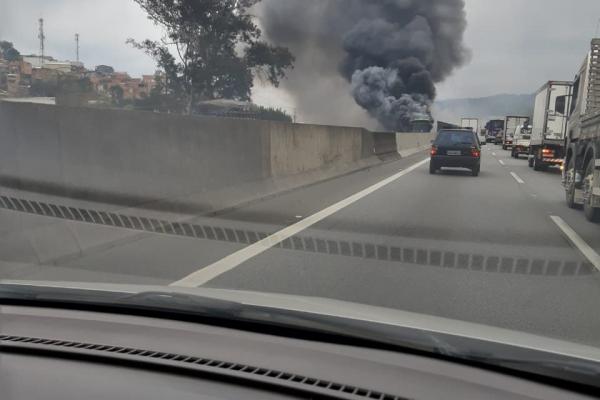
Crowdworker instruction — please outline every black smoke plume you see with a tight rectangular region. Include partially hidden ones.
[256,0,470,131]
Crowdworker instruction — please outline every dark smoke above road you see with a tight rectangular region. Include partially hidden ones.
[256,0,470,131]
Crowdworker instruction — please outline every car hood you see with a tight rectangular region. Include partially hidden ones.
[2,279,600,365]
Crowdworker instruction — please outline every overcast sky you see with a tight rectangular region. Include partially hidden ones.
[1,0,600,102]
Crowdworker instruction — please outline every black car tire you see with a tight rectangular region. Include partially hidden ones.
[472,166,480,177]
[429,163,437,174]
[583,161,600,222]
[528,156,534,167]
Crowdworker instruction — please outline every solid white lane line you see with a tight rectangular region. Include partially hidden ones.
[550,216,600,272]
[170,158,430,287]
[510,172,525,184]
[498,159,505,166]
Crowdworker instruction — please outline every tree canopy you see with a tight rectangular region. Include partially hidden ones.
[129,0,294,114]
[0,41,21,62]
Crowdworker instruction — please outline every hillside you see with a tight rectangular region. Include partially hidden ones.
[433,93,535,125]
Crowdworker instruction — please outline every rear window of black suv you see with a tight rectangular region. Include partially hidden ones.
[435,131,477,146]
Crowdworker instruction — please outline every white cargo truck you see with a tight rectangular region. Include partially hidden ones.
[461,118,483,144]
[529,81,573,170]
[503,116,529,150]
[510,124,532,158]
[564,39,600,222]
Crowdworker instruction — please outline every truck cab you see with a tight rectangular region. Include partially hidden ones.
[484,119,504,145]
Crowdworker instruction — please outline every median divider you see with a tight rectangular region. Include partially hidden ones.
[397,131,436,158]
[0,100,432,263]
[0,101,431,216]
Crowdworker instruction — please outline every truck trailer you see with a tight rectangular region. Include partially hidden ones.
[503,116,530,150]
[461,118,479,132]
[529,81,573,170]
[436,120,461,131]
[564,39,600,222]
[461,118,483,144]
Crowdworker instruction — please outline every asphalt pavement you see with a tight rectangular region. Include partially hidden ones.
[2,145,600,347]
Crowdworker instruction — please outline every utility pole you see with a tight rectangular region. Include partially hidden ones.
[75,33,80,62]
[38,18,45,65]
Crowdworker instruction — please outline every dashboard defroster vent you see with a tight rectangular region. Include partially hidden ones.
[0,335,409,400]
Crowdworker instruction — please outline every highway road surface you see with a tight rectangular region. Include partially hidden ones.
[2,144,600,348]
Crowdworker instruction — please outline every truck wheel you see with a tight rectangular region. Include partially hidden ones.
[583,161,600,222]
[565,157,582,209]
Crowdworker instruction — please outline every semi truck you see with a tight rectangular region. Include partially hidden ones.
[510,124,532,158]
[529,81,573,171]
[564,39,600,222]
[503,116,530,150]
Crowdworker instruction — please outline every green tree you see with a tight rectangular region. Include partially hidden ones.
[254,106,293,123]
[109,85,125,107]
[128,0,294,114]
[0,41,21,62]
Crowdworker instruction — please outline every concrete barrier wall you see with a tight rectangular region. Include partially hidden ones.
[397,131,436,158]
[373,131,401,157]
[268,122,364,179]
[0,103,270,203]
[0,101,432,214]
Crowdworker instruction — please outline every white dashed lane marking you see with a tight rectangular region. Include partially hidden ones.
[510,172,525,184]
[170,158,430,287]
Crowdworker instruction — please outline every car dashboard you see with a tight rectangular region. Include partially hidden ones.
[0,305,596,400]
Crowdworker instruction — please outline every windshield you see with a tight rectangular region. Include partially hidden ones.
[2,0,600,384]
[435,131,476,146]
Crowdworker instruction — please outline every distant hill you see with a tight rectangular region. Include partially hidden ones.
[433,93,535,125]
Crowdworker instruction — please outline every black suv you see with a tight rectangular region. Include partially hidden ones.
[430,129,481,176]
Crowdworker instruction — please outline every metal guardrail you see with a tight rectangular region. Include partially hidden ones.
[0,194,594,278]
